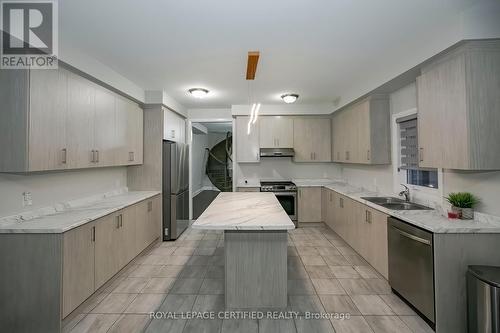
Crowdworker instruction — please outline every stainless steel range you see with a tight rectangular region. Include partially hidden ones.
[260,181,297,225]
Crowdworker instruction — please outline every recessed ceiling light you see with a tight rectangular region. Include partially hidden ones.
[281,93,299,104]
[188,88,209,98]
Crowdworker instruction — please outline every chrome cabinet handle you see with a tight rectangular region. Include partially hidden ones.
[339,197,344,208]
[62,148,67,164]
[96,150,99,163]
[91,226,96,242]
[367,150,370,161]
[365,210,372,223]
[120,214,123,227]
[419,148,424,162]
[116,215,120,228]
[129,152,134,162]
[91,150,95,163]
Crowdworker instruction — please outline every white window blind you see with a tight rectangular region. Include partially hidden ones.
[397,115,418,169]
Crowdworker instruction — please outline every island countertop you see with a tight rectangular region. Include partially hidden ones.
[192,192,295,230]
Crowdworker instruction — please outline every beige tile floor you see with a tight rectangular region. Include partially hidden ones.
[63,225,434,333]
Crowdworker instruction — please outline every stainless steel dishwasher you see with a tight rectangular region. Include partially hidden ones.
[388,217,435,325]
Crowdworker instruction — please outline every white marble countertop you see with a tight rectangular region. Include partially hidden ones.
[192,192,295,230]
[322,182,500,234]
[0,189,161,234]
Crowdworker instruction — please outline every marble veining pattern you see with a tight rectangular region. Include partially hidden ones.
[0,188,161,234]
[192,192,295,230]
[290,179,500,233]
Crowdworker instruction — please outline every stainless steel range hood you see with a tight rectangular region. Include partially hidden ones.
[260,148,295,157]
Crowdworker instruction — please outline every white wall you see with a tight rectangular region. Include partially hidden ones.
[191,133,209,194]
[188,108,232,120]
[232,104,334,116]
[236,159,341,185]
[0,168,127,217]
[443,171,500,217]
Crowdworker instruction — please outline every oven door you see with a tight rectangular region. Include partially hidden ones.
[273,192,297,223]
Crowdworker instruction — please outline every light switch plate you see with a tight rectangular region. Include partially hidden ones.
[22,191,32,207]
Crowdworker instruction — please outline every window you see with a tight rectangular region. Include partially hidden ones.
[397,115,438,189]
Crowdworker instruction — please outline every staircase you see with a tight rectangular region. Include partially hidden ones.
[205,132,232,192]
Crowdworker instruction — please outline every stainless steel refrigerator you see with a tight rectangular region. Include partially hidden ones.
[162,140,189,240]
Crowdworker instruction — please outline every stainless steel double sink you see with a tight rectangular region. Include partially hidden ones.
[361,197,432,210]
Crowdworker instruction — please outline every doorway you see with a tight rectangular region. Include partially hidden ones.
[190,121,233,219]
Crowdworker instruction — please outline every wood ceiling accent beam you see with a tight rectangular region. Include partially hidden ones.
[246,51,260,80]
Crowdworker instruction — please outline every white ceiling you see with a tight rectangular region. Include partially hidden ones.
[60,0,476,108]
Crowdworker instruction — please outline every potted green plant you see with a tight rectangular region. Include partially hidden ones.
[445,192,479,220]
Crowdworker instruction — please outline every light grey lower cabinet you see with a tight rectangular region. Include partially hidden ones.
[298,187,322,223]
[324,189,389,279]
[0,195,161,333]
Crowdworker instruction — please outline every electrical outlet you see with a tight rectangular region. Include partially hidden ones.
[22,192,32,207]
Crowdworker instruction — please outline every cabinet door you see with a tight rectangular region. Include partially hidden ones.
[356,101,371,164]
[293,118,313,162]
[133,104,144,164]
[354,205,371,259]
[135,200,150,253]
[321,188,328,225]
[164,109,183,142]
[119,207,137,267]
[259,117,277,148]
[323,189,336,230]
[328,191,337,232]
[126,103,143,165]
[345,110,358,163]
[336,195,350,240]
[94,213,121,289]
[93,87,116,167]
[417,74,446,168]
[236,117,260,162]
[114,96,129,165]
[367,209,389,279]
[149,195,162,243]
[28,69,68,171]
[298,187,322,223]
[259,116,293,148]
[66,73,95,169]
[312,119,332,162]
[275,117,294,148]
[62,222,95,318]
[332,113,345,162]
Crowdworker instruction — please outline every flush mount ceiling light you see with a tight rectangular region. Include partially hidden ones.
[281,93,299,104]
[188,88,209,98]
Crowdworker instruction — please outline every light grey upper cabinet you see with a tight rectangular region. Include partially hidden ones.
[417,40,500,170]
[236,116,260,163]
[66,72,96,169]
[93,86,117,167]
[0,66,143,172]
[293,118,331,162]
[29,69,69,171]
[259,116,293,148]
[332,96,390,164]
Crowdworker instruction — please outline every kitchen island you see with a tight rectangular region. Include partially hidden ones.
[192,192,295,309]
